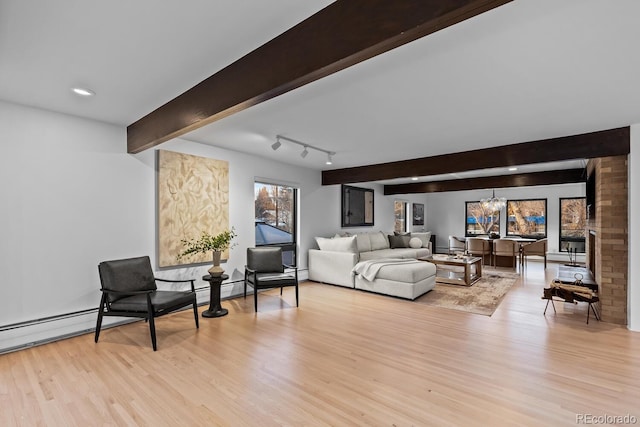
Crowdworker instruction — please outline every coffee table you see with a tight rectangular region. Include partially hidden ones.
[420,254,482,286]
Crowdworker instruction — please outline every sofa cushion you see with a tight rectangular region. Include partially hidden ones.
[316,236,357,253]
[411,232,431,248]
[369,231,389,251]
[375,261,436,283]
[359,248,430,260]
[334,232,353,238]
[388,234,411,248]
[355,233,372,253]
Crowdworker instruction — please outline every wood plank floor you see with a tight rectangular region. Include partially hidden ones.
[2,262,640,426]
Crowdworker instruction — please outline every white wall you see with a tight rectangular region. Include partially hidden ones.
[313,183,428,237]
[0,100,333,351]
[425,183,585,255]
[2,99,636,348]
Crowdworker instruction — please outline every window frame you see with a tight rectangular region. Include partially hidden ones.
[254,181,298,266]
[394,200,409,234]
[506,198,547,239]
[559,197,586,253]
[465,201,500,237]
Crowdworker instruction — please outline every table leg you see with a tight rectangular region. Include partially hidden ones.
[464,263,470,285]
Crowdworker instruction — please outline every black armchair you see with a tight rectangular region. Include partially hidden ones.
[244,247,298,312]
[95,256,199,351]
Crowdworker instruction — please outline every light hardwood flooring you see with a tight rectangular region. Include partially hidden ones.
[1,262,640,426]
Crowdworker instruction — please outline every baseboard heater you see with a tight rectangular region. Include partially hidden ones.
[0,271,308,354]
[0,280,245,355]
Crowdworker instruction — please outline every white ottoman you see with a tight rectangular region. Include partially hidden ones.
[354,260,436,300]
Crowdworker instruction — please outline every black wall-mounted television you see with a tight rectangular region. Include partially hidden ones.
[586,171,596,220]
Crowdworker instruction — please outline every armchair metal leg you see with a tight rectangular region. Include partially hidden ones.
[254,289,258,312]
[148,314,157,351]
[95,294,107,343]
[192,301,199,328]
[243,274,247,298]
[95,306,104,343]
[295,284,299,307]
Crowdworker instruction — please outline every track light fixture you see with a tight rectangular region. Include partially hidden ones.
[274,135,336,165]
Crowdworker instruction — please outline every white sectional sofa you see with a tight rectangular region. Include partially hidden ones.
[308,231,434,297]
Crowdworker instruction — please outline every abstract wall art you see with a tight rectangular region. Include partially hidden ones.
[157,150,229,268]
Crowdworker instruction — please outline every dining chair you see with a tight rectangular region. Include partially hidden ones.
[521,238,548,269]
[492,238,519,270]
[466,237,491,265]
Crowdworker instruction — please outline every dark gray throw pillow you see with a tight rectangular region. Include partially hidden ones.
[388,234,411,248]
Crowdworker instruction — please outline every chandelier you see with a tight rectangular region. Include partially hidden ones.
[480,189,506,212]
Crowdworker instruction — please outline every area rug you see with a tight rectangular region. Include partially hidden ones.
[414,269,519,316]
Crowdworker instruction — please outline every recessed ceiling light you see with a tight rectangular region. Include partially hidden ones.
[72,87,95,96]
[508,167,518,171]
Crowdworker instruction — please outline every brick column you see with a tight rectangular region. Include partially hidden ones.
[587,156,628,324]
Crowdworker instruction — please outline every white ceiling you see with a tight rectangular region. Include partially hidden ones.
[2,0,638,183]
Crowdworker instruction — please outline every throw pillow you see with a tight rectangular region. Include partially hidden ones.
[334,232,353,238]
[388,234,411,249]
[316,236,357,253]
[411,232,431,248]
[409,237,422,249]
[355,233,372,253]
[369,231,389,251]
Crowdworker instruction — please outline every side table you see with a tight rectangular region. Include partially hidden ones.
[202,274,229,318]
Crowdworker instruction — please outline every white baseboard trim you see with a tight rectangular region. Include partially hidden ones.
[0,270,308,354]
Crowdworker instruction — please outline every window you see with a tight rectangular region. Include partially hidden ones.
[559,197,586,253]
[394,201,408,233]
[254,182,297,266]
[507,199,547,238]
[465,201,500,237]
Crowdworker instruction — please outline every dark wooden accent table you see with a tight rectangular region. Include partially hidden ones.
[202,274,229,318]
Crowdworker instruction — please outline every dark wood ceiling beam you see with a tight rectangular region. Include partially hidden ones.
[323,127,630,185]
[126,0,513,154]
[384,168,586,195]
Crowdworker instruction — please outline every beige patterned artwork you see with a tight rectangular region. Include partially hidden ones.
[157,150,229,268]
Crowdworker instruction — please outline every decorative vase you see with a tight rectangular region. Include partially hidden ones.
[208,250,224,277]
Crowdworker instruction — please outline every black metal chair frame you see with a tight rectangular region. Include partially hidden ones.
[95,258,199,351]
[244,248,299,312]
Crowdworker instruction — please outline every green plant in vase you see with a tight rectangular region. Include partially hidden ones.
[177,227,237,277]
